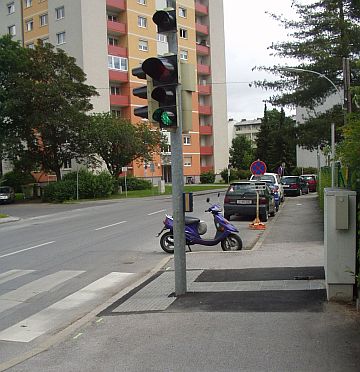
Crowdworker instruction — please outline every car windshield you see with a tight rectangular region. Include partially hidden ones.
[255,175,276,183]
[282,177,299,184]
[302,176,315,181]
[0,187,11,193]
[228,184,265,196]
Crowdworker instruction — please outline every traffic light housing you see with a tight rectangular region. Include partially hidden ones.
[142,55,179,130]
[131,66,157,121]
[153,9,177,33]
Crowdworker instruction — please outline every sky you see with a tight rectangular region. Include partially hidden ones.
[223,0,297,121]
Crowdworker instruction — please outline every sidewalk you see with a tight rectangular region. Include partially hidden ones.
[6,194,360,372]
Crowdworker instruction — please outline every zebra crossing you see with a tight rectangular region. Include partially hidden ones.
[0,269,135,343]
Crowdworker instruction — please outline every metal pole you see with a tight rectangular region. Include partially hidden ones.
[76,167,79,200]
[331,122,335,187]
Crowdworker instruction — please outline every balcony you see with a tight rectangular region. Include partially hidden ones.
[109,69,128,82]
[195,2,208,15]
[110,94,129,106]
[201,165,213,173]
[108,44,127,57]
[200,146,213,156]
[196,43,209,56]
[106,0,126,10]
[198,84,211,95]
[197,63,211,75]
[107,20,126,34]
[196,23,208,35]
[199,105,212,115]
[199,125,212,135]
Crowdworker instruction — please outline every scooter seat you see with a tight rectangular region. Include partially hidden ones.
[185,216,200,225]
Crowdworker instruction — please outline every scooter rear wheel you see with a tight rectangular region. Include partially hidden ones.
[160,231,174,254]
[221,233,243,251]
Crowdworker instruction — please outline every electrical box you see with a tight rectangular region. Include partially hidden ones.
[335,194,348,229]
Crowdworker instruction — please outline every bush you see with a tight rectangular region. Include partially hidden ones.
[237,169,252,180]
[200,171,215,184]
[220,168,238,183]
[43,180,77,202]
[117,176,152,191]
[1,171,35,192]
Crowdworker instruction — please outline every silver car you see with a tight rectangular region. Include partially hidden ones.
[0,186,15,204]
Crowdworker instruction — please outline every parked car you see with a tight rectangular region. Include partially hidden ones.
[249,172,285,202]
[0,186,15,204]
[300,174,317,192]
[281,176,309,196]
[223,181,276,222]
[254,179,280,211]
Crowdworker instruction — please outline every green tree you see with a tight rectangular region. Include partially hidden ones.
[253,0,360,148]
[229,135,254,171]
[255,104,273,163]
[87,113,163,178]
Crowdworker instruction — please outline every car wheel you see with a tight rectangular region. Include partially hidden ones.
[261,209,269,222]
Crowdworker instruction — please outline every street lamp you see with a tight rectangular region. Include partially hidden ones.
[281,67,343,187]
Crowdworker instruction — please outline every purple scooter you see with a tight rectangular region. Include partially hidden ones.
[158,198,243,254]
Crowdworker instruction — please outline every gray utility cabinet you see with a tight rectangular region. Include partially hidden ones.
[324,188,357,301]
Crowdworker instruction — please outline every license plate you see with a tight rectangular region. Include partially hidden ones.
[0,196,7,199]
[237,200,252,205]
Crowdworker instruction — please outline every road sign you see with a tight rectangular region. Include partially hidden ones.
[250,160,267,176]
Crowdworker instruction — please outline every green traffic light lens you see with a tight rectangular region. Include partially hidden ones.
[152,108,163,122]
[161,111,173,125]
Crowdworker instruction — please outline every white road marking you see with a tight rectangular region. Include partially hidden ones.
[94,221,127,231]
[0,241,55,259]
[0,272,134,342]
[0,270,35,285]
[147,209,166,216]
[0,271,85,313]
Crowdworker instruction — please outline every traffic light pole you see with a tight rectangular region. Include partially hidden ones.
[167,9,187,296]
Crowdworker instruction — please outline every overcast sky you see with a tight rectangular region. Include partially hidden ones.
[223,0,297,121]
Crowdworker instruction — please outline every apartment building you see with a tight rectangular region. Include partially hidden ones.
[228,118,261,150]
[0,0,228,182]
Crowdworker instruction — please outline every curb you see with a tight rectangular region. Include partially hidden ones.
[0,216,20,224]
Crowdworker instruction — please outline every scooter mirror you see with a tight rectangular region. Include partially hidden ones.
[206,197,210,203]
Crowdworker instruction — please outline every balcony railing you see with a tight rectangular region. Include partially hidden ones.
[195,23,208,35]
[197,63,211,75]
[196,44,210,56]
[198,84,211,95]
[199,125,212,135]
[200,146,213,156]
[109,69,128,82]
[199,105,212,115]
[108,44,127,57]
[107,20,126,34]
[110,94,129,106]
[106,0,126,10]
[195,2,208,15]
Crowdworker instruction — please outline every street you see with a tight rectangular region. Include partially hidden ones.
[0,191,264,366]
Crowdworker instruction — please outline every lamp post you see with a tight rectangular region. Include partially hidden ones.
[281,67,343,188]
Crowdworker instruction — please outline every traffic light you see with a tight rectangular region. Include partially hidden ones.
[131,66,157,121]
[153,9,177,33]
[142,55,179,130]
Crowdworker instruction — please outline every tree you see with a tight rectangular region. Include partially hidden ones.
[255,104,272,163]
[87,113,163,178]
[253,0,360,148]
[229,136,254,171]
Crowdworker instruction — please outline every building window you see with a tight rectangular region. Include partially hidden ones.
[180,50,188,60]
[138,39,148,51]
[111,109,122,117]
[56,31,66,45]
[25,19,33,31]
[179,7,187,18]
[63,159,72,169]
[183,135,191,145]
[26,42,35,49]
[42,37,49,44]
[108,55,128,71]
[179,28,188,39]
[157,33,167,43]
[8,25,16,36]
[24,0,32,8]
[184,156,192,167]
[55,6,65,20]
[39,13,48,26]
[110,86,121,95]
[7,2,15,14]
[108,14,117,22]
[137,0,146,4]
[108,36,119,46]
[138,16,147,28]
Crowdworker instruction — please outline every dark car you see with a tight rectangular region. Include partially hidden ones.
[300,174,317,192]
[0,186,15,204]
[223,181,276,222]
[281,176,309,196]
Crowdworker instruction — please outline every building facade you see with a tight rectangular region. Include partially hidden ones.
[0,0,228,182]
[228,118,261,150]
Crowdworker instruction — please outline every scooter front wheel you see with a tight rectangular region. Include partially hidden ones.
[160,231,174,254]
[221,233,243,251]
